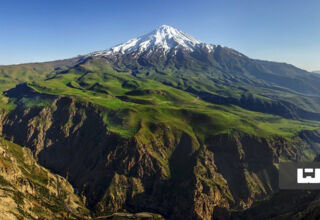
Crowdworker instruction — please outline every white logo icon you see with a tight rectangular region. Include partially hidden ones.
[297,168,320,184]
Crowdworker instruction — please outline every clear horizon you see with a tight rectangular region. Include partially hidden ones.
[1,0,319,71]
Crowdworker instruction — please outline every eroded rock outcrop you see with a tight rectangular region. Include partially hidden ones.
[0,137,89,219]
[0,96,314,219]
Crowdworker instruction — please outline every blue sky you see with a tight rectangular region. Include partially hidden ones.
[1,0,319,71]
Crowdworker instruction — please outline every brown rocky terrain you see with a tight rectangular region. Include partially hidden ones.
[0,137,90,219]
[0,95,316,219]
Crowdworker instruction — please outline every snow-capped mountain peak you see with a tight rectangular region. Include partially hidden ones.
[92,25,210,56]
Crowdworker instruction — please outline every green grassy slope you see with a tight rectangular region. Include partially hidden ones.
[12,59,320,143]
[103,46,320,120]
[0,58,80,91]
[2,54,320,141]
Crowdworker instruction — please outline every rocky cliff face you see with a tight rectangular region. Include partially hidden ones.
[0,137,89,219]
[236,153,320,220]
[0,96,311,219]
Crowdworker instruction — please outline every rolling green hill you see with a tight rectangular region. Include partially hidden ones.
[14,58,320,140]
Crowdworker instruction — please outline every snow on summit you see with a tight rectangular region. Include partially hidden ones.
[92,25,214,56]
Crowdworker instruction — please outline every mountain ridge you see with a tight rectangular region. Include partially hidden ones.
[1,25,320,120]
[89,25,215,57]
